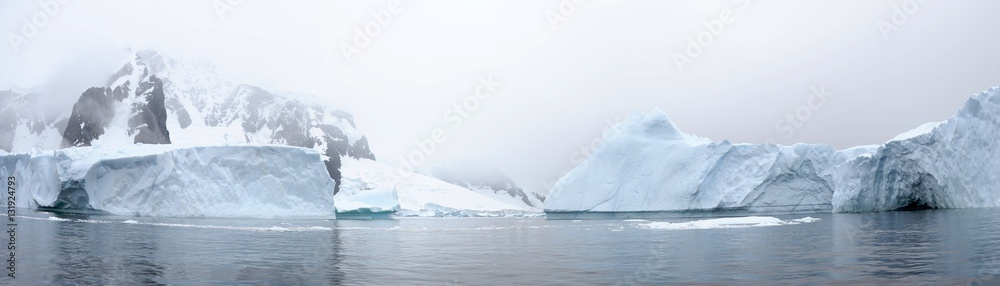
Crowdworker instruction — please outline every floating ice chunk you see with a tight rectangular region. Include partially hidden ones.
[639,216,820,230]
[335,185,400,214]
[790,217,820,223]
[640,216,781,230]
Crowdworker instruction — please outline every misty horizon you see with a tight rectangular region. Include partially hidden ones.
[3,0,999,195]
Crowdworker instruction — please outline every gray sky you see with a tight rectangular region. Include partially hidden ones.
[2,0,999,195]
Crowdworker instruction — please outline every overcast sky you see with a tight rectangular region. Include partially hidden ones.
[2,0,999,194]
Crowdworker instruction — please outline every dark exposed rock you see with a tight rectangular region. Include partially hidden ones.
[0,91,17,151]
[326,147,343,194]
[106,61,134,87]
[111,82,129,102]
[129,75,171,144]
[62,87,116,147]
[348,136,375,160]
[62,66,172,147]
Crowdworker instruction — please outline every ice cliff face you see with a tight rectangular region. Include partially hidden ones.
[0,145,336,218]
[832,87,1000,212]
[547,86,1000,214]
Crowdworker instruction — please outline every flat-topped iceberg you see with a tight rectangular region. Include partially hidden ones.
[546,86,1000,216]
[0,144,337,218]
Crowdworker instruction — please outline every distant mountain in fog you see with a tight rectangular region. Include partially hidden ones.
[431,160,544,209]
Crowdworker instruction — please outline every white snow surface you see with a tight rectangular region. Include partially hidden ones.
[888,121,945,143]
[337,158,538,217]
[0,144,337,218]
[12,121,63,151]
[547,86,1000,214]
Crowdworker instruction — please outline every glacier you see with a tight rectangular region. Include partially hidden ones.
[336,158,540,217]
[546,86,1000,217]
[0,144,337,218]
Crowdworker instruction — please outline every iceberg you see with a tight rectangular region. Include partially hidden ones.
[0,144,337,218]
[544,109,875,217]
[832,87,1000,212]
[546,86,1000,217]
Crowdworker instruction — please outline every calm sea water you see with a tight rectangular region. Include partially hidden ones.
[4,208,1000,285]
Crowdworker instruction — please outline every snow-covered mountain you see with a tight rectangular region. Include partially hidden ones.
[3,50,374,193]
[431,160,544,209]
[546,86,1000,216]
